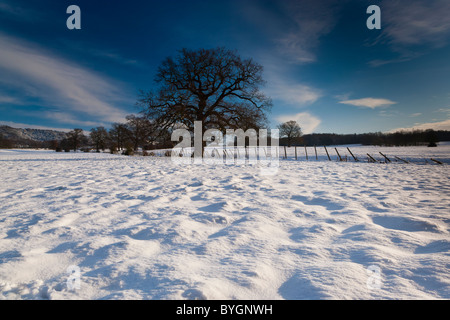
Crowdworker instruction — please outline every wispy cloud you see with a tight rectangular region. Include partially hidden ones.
[269,80,322,107]
[339,98,397,109]
[368,56,415,68]
[382,0,450,47]
[42,111,105,128]
[370,0,450,66]
[0,33,132,126]
[334,93,352,101]
[0,0,43,21]
[93,51,140,66]
[389,119,450,132]
[61,39,145,68]
[0,94,24,105]
[434,107,450,117]
[435,107,450,113]
[276,112,321,134]
[241,0,340,64]
[0,1,27,18]
[274,0,340,64]
[262,65,322,108]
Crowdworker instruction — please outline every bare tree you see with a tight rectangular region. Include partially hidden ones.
[278,121,302,147]
[67,128,86,151]
[90,126,109,152]
[125,114,153,151]
[109,123,130,152]
[137,47,272,154]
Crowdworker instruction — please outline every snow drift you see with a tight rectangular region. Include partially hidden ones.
[0,146,449,299]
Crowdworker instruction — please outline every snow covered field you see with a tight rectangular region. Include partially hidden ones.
[0,145,449,300]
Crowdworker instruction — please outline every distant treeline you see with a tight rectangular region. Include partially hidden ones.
[0,136,59,149]
[2,128,450,150]
[289,129,450,147]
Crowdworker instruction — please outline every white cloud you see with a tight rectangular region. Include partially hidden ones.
[276,112,321,134]
[339,98,397,109]
[0,33,131,125]
[271,82,322,106]
[263,69,322,107]
[389,119,450,132]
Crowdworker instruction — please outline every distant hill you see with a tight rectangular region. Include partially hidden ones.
[0,125,68,148]
[0,125,68,142]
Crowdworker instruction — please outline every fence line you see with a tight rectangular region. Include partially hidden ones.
[134,145,445,165]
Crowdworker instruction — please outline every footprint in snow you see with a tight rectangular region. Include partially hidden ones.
[291,195,345,211]
[414,240,450,254]
[372,216,441,233]
[182,288,207,300]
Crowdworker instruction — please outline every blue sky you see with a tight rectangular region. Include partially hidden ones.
[1,0,450,134]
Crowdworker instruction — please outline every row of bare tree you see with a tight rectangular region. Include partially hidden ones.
[58,47,294,153]
[53,47,310,154]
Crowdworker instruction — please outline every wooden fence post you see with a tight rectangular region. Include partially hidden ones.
[347,147,359,162]
[304,145,308,161]
[394,156,409,163]
[284,146,287,159]
[379,152,391,163]
[430,158,443,165]
[314,145,318,160]
[335,148,342,161]
[324,146,331,161]
[295,146,298,160]
[367,154,377,163]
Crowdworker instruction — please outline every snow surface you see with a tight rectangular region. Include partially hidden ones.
[0,146,449,300]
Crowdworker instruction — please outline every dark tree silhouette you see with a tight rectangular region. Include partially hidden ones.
[109,123,130,152]
[137,47,272,154]
[90,126,109,152]
[67,128,86,151]
[278,120,303,147]
[425,129,438,147]
[125,114,153,151]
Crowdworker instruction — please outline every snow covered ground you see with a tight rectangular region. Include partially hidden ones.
[0,145,449,300]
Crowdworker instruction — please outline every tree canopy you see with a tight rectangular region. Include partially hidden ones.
[138,47,272,135]
[278,120,303,147]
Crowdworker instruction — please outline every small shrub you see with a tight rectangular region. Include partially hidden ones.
[123,147,134,156]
